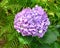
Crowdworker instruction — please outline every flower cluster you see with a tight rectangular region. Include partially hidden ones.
[14,5,50,38]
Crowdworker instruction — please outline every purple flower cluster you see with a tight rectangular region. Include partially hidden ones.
[14,5,50,38]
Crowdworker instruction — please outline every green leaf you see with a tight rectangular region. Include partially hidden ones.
[30,38,50,48]
[3,37,19,48]
[54,42,60,48]
[18,36,33,44]
[36,27,59,44]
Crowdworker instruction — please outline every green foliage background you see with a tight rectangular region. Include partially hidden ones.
[0,0,60,48]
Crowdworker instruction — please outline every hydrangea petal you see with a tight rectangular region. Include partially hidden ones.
[14,5,50,38]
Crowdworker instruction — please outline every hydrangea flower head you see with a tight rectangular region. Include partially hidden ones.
[14,5,50,38]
